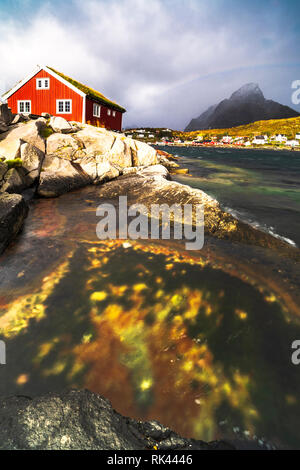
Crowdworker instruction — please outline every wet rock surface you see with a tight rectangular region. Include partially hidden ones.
[0,389,266,450]
[97,164,299,254]
[0,192,28,254]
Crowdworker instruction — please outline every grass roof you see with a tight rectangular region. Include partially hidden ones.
[48,66,126,113]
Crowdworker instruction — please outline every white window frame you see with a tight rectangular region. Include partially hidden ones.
[112,110,116,117]
[36,78,50,90]
[18,100,31,114]
[56,99,72,114]
[107,109,111,116]
[93,103,101,118]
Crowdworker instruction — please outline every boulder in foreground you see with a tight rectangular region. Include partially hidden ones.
[0,389,267,450]
[0,192,28,254]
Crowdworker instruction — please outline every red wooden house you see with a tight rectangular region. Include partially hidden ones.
[2,65,126,131]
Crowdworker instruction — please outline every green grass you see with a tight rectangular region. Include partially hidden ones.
[5,158,22,169]
[40,126,55,139]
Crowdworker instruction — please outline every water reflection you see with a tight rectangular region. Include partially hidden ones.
[1,234,300,448]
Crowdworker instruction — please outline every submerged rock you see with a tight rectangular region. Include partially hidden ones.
[0,389,265,450]
[0,192,28,254]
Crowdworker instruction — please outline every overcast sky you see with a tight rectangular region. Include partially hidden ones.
[0,0,299,129]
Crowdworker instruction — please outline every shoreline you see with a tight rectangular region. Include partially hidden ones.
[155,146,300,249]
[154,142,300,153]
[0,117,298,258]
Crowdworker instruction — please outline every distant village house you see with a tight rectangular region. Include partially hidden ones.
[252,135,266,145]
[274,134,287,143]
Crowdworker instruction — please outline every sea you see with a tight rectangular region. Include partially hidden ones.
[157,146,300,248]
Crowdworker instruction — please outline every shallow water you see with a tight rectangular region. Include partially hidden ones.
[163,146,300,247]
[0,177,300,448]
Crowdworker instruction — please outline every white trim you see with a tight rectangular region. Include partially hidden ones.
[82,95,86,124]
[36,77,50,90]
[93,103,101,118]
[2,65,41,101]
[43,66,86,98]
[2,64,86,101]
[18,100,31,114]
[56,99,72,114]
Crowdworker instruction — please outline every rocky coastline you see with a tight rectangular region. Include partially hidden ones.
[0,104,297,257]
[0,104,158,254]
[0,105,297,450]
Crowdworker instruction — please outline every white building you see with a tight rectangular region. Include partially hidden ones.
[275,134,287,143]
[295,132,300,140]
[285,140,299,147]
[222,136,233,144]
[244,141,251,147]
[252,136,266,145]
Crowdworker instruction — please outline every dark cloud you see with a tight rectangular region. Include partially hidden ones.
[0,0,299,129]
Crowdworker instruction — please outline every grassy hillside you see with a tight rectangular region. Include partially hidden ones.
[175,116,300,140]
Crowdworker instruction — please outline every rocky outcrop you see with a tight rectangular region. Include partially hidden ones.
[0,389,265,450]
[0,116,159,197]
[0,114,159,250]
[0,122,9,133]
[0,167,28,194]
[0,192,28,254]
[38,155,92,197]
[0,103,14,126]
[49,116,74,134]
[0,118,47,159]
[47,133,85,160]
[20,142,44,185]
[37,125,157,196]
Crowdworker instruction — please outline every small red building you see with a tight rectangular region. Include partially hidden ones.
[2,65,126,131]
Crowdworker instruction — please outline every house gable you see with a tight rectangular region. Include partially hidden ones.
[3,68,85,122]
[2,65,86,101]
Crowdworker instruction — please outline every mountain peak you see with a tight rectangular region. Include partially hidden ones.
[230,83,264,101]
[185,83,300,131]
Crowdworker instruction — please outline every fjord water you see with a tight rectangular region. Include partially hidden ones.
[0,163,300,448]
[165,146,300,247]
